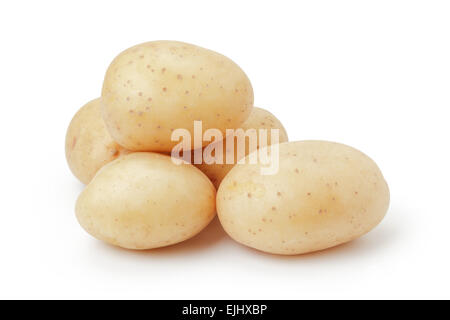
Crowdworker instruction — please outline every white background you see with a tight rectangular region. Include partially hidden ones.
[1,0,449,299]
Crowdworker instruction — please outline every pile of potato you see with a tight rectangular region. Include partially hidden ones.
[66,41,389,255]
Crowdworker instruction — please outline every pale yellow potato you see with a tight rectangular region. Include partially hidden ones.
[76,152,216,250]
[217,141,390,255]
[65,98,130,184]
[195,107,288,188]
[101,40,254,152]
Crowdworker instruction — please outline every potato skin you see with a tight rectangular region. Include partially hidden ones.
[76,153,216,250]
[217,141,390,255]
[196,107,288,188]
[101,40,254,152]
[65,98,129,184]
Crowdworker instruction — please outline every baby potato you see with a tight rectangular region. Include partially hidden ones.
[217,141,390,255]
[65,98,129,184]
[195,107,288,188]
[101,40,254,152]
[76,153,216,250]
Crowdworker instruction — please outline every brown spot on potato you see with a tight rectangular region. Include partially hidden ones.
[111,148,119,157]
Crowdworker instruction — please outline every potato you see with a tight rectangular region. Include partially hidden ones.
[101,40,254,152]
[65,98,130,184]
[76,153,216,249]
[195,107,288,188]
[217,141,390,255]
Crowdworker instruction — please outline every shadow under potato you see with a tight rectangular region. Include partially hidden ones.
[95,210,402,260]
